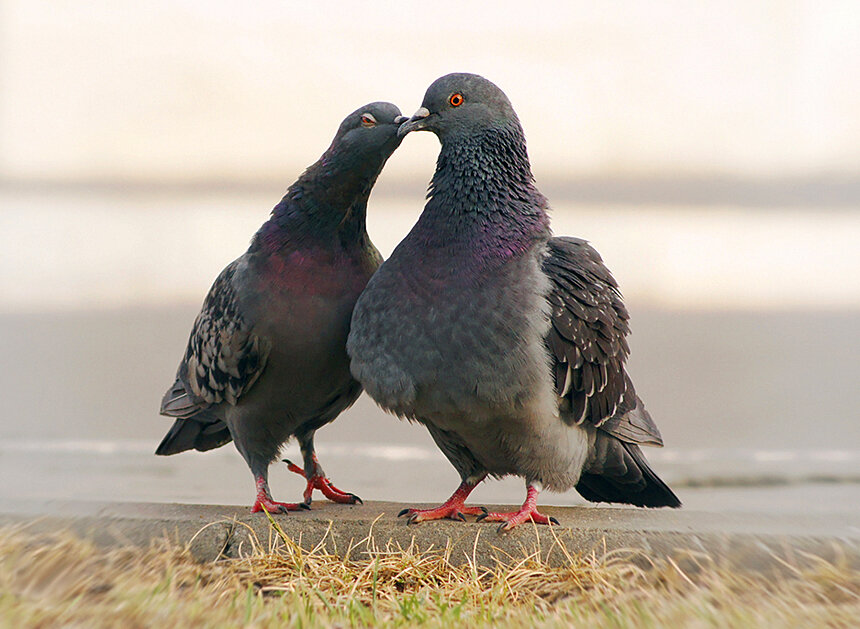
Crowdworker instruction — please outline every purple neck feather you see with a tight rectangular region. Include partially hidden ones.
[414,121,551,261]
[252,144,381,255]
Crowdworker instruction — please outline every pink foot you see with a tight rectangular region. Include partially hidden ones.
[251,474,309,514]
[313,476,362,504]
[283,459,362,505]
[251,497,308,514]
[476,483,559,532]
[398,479,486,524]
[399,503,487,523]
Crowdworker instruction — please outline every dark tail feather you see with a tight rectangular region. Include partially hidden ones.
[576,437,681,508]
[160,379,204,419]
[155,415,232,456]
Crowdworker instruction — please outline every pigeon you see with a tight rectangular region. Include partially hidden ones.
[347,74,680,531]
[157,102,406,514]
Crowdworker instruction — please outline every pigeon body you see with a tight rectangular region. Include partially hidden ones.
[347,75,679,528]
[157,102,405,513]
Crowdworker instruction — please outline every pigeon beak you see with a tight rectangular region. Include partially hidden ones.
[397,107,431,137]
[393,115,409,125]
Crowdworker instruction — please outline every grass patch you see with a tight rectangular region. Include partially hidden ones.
[1,520,857,628]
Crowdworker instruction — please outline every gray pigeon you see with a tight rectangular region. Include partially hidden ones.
[347,74,680,530]
[157,102,406,513]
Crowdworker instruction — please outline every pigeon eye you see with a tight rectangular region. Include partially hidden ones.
[449,93,464,107]
[360,113,377,127]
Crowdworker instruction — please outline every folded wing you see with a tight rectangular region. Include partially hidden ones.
[543,237,680,507]
[157,260,270,455]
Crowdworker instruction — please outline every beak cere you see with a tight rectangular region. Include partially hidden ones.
[394,115,409,125]
[397,107,432,137]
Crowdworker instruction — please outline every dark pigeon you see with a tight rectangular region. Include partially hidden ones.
[157,102,406,514]
[347,74,680,531]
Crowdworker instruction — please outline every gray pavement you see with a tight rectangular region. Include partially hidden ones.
[3,499,858,573]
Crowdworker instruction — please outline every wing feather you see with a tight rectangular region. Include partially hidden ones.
[160,259,270,418]
[543,237,661,445]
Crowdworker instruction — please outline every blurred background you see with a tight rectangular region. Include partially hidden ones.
[1,1,858,513]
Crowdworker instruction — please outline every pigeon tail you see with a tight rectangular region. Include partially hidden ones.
[160,379,197,417]
[576,437,681,508]
[155,414,232,456]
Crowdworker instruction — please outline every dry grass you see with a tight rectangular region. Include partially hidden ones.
[1,517,858,628]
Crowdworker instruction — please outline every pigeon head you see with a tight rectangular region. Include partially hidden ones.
[395,74,548,250]
[328,101,407,167]
[283,101,405,212]
[263,102,406,243]
[398,73,517,141]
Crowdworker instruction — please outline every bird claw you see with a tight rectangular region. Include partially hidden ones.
[251,498,306,514]
[282,460,361,505]
[322,488,362,505]
[398,506,478,524]
[478,508,559,531]
[403,510,464,525]
[282,459,306,476]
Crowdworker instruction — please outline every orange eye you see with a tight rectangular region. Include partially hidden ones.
[360,114,376,126]
[449,93,464,107]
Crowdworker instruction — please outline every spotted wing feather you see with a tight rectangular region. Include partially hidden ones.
[160,259,271,417]
[543,237,661,445]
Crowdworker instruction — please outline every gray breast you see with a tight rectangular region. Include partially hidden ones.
[348,244,553,423]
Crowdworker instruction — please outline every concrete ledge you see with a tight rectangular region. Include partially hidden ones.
[3,500,859,573]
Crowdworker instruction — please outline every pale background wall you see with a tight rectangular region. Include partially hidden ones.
[1,0,858,184]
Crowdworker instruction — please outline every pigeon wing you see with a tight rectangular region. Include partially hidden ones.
[543,236,662,446]
[160,259,271,417]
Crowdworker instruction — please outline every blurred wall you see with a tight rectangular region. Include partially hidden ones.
[1,1,858,184]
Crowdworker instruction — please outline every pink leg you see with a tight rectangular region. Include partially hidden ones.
[398,478,488,524]
[477,483,559,532]
[250,474,309,514]
[283,457,362,505]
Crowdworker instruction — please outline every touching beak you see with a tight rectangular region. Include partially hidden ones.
[397,107,431,137]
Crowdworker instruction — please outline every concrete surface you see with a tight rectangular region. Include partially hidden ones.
[3,499,859,574]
